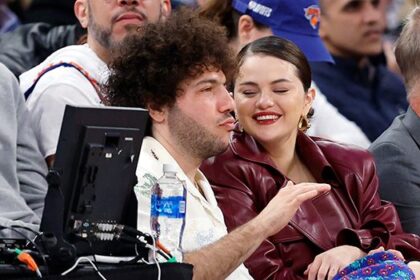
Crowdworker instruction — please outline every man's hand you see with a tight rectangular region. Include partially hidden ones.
[256,181,331,237]
[304,245,366,280]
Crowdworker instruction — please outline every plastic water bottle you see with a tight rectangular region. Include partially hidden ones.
[150,164,186,262]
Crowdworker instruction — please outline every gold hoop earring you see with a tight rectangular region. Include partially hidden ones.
[298,114,311,132]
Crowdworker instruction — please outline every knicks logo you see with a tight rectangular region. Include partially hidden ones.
[304,5,321,29]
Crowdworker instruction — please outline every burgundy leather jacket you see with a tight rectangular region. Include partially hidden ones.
[201,129,420,280]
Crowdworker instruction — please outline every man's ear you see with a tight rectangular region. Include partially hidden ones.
[74,0,89,28]
[237,15,256,47]
[148,104,167,123]
[161,0,172,21]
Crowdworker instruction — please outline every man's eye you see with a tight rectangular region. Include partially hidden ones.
[344,1,362,12]
[201,87,212,92]
[372,0,381,8]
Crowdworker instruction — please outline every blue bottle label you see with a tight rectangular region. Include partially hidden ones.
[151,195,186,218]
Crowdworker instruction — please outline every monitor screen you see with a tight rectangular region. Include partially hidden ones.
[40,105,149,257]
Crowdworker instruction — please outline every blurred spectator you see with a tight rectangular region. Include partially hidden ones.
[0,23,82,76]
[369,7,420,236]
[172,0,207,9]
[0,62,48,238]
[383,0,418,77]
[200,0,371,148]
[0,0,20,32]
[20,0,171,167]
[6,0,31,22]
[386,0,417,34]
[312,0,408,142]
[22,0,77,26]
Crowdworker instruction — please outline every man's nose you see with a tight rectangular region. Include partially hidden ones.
[118,0,139,6]
[218,87,235,114]
[362,1,383,24]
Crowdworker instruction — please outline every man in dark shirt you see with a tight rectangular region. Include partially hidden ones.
[312,0,407,142]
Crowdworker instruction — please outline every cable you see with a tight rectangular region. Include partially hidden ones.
[114,225,172,260]
[0,225,48,271]
[11,248,42,278]
[0,225,35,246]
[150,234,161,280]
[61,256,107,280]
[10,225,40,238]
[141,258,151,264]
[156,240,173,259]
[117,233,170,261]
[92,255,145,263]
[9,225,48,270]
[87,239,100,273]
[145,244,171,261]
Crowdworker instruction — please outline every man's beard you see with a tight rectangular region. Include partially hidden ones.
[88,11,127,50]
[168,104,229,161]
[88,18,114,50]
[87,4,163,50]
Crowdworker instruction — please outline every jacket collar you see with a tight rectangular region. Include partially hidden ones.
[229,125,341,187]
[402,106,420,148]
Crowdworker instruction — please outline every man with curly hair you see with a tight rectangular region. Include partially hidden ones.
[20,0,171,167]
[106,9,330,279]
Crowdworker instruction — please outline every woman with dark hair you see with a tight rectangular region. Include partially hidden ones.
[201,36,420,280]
[199,0,372,148]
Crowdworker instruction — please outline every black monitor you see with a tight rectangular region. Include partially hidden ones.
[40,105,149,261]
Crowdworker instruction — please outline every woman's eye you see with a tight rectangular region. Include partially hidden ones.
[242,91,257,96]
[273,89,288,94]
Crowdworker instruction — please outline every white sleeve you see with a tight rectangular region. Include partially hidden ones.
[28,81,99,158]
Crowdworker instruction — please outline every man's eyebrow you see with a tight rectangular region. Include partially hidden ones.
[194,79,221,86]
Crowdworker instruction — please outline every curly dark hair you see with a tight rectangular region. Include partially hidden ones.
[105,8,236,110]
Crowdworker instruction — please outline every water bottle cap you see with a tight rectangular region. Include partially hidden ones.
[163,163,177,174]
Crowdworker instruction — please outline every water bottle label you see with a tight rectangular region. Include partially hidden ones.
[151,194,186,218]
